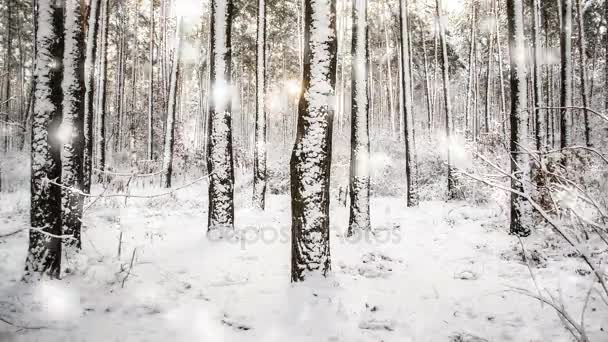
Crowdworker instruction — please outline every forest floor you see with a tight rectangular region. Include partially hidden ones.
[1,180,607,341]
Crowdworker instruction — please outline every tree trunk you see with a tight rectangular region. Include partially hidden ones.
[464,3,476,138]
[575,0,590,147]
[507,0,532,237]
[162,17,184,189]
[436,0,455,199]
[207,0,235,231]
[253,0,267,209]
[147,0,154,160]
[25,0,64,279]
[532,0,545,152]
[96,0,109,173]
[348,0,370,236]
[560,0,573,150]
[399,0,417,206]
[82,0,101,194]
[60,0,87,250]
[290,0,337,282]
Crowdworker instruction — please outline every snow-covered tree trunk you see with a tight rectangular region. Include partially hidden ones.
[207,0,235,231]
[464,4,476,137]
[162,17,184,189]
[496,9,507,137]
[484,13,495,134]
[560,0,573,150]
[398,0,417,206]
[435,0,455,199]
[25,0,64,279]
[252,0,267,210]
[96,0,109,173]
[83,0,101,194]
[575,0,590,147]
[61,0,86,250]
[420,25,433,136]
[532,0,545,152]
[605,0,608,114]
[147,1,154,161]
[506,0,532,237]
[347,0,370,236]
[290,0,337,282]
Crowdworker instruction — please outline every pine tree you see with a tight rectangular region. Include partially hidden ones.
[399,0,417,206]
[435,0,455,199]
[252,0,267,210]
[61,0,87,249]
[96,0,109,173]
[347,0,370,236]
[532,0,545,152]
[560,0,573,150]
[147,0,154,161]
[83,0,102,194]
[162,17,184,188]
[507,0,532,237]
[207,0,235,231]
[290,0,337,282]
[25,0,64,279]
[575,0,590,147]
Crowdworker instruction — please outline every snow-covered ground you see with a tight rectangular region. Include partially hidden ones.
[1,180,606,342]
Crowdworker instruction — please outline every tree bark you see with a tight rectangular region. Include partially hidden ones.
[560,0,573,150]
[162,17,184,189]
[348,0,370,236]
[253,0,267,209]
[83,0,101,194]
[575,0,590,147]
[290,0,337,282]
[436,0,455,199]
[207,0,235,231]
[532,0,545,151]
[61,0,87,250]
[147,0,154,160]
[506,0,532,236]
[25,0,64,279]
[96,0,109,173]
[399,0,417,206]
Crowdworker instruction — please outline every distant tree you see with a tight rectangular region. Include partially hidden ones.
[290,0,337,282]
[25,0,64,279]
[162,17,184,189]
[253,0,267,209]
[507,0,532,237]
[348,0,370,236]
[207,0,236,231]
[61,0,87,249]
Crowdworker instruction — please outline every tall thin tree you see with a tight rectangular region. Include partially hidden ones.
[25,0,64,279]
[560,0,573,150]
[348,0,370,236]
[507,0,532,236]
[252,0,267,209]
[83,0,102,194]
[207,0,235,231]
[161,17,184,188]
[61,0,87,250]
[436,0,455,199]
[575,0,590,147]
[398,0,416,206]
[290,0,337,282]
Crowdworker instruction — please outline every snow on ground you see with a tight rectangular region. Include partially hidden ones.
[1,182,607,341]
